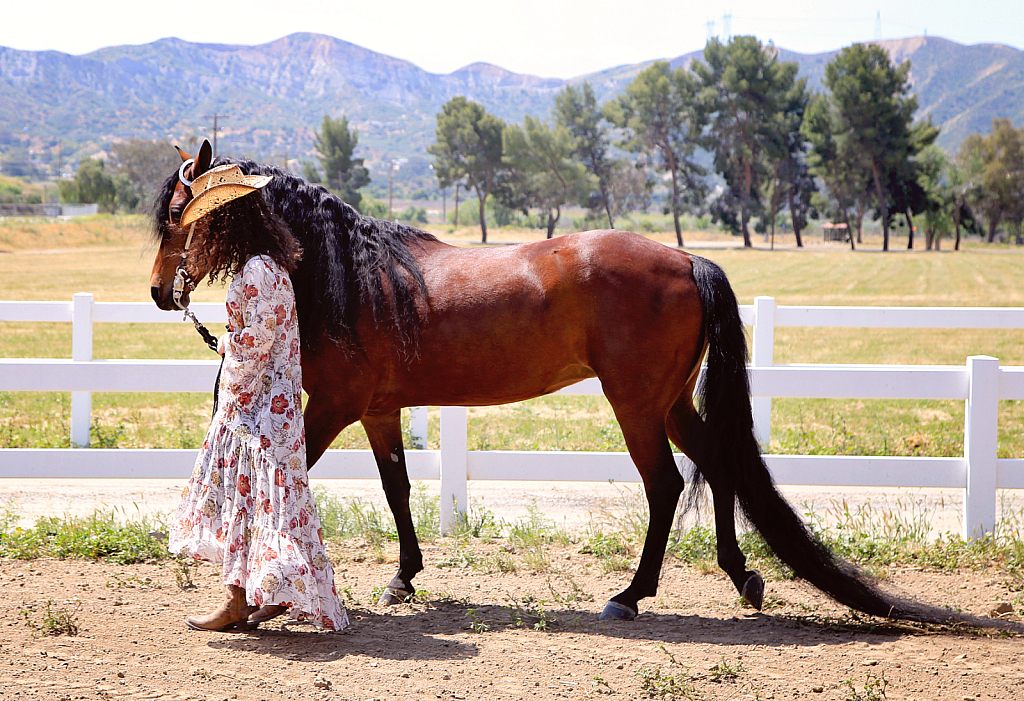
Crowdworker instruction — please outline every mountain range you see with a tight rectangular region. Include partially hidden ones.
[1,32,1022,189]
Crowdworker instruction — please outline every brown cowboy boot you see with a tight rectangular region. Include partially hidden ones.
[185,585,258,631]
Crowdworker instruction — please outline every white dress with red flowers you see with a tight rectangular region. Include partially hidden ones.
[169,255,348,631]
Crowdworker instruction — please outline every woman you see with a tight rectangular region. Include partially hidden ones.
[168,164,348,633]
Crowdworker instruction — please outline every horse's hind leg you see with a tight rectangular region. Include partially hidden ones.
[666,400,764,610]
[707,481,764,609]
[361,410,423,604]
[600,414,685,621]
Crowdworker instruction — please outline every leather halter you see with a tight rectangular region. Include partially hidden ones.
[172,157,199,311]
[171,160,218,352]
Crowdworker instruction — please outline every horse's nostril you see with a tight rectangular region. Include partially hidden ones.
[151,286,162,304]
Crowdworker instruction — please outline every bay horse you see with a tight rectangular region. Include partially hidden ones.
[150,140,966,626]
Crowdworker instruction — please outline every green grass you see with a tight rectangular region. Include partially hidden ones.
[575,483,1024,579]
[0,505,170,563]
[1,483,1023,594]
[709,247,1024,308]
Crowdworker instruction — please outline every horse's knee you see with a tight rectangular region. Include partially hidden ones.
[643,467,685,505]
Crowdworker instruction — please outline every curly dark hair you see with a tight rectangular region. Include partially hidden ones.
[155,158,435,355]
[190,190,302,284]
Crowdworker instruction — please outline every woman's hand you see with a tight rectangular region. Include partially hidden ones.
[217,332,229,358]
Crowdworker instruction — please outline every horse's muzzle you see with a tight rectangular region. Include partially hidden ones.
[152,285,177,311]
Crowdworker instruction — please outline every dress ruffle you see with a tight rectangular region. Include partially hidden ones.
[170,420,348,631]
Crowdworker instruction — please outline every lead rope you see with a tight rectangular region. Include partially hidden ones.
[172,222,224,415]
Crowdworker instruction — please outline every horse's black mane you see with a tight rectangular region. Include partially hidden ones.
[153,158,438,356]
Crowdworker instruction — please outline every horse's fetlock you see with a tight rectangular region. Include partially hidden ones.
[717,552,746,572]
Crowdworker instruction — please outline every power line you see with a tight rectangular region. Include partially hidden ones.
[741,14,878,24]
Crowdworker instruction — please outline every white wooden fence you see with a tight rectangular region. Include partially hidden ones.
[2,294,1023,539]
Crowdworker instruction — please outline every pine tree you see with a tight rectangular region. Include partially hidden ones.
[313,115,370,211]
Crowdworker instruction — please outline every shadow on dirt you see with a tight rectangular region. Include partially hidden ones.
[205,595,1003,663]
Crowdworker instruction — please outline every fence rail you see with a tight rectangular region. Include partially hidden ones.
[2,294,1023,538]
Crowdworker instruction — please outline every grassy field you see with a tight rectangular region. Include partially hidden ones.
[1,215,1023,457]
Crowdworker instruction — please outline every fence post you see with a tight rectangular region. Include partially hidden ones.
[964,355,999,539]
[70,293,93,447]
[439,406,468,535]
[751,296,775,448]
[409,406,428,449]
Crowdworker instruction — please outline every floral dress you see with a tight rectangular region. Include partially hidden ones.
[170,255,348,632]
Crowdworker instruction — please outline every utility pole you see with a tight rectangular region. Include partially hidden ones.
[388,159,396,220]
[429,163,445,223]
[202,114,230,158]
[723,12,732,41]
[387,158,407,220]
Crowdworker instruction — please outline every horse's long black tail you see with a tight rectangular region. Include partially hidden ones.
[688,255,993,627]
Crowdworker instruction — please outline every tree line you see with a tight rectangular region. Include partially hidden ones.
[52,36,1022,249]
[52,116,373,217]
[425,37,1024,249]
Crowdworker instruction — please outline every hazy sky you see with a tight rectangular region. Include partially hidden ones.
[3,0,1021,79]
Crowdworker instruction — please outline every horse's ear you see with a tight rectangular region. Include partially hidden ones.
[194,139,213,177]
[174,145,193,162]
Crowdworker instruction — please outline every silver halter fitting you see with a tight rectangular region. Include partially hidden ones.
[177,158,195,188]
[172,222,197,312]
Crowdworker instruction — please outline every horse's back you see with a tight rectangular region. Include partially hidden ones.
[380,230,705,408]
[419,230,699,323]
[427,229,695,286]
[520,230,704,334]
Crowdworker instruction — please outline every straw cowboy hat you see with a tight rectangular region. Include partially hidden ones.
[180,164,272,227]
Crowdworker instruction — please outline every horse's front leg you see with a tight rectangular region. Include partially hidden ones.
[361,410,423,604]
[303,388,363,469]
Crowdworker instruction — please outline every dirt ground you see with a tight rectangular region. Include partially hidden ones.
[2,540,1023,701]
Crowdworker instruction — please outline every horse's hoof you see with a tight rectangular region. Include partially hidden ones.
[377,586,411,606]
[740,570,765,611]
[599,600,637,621]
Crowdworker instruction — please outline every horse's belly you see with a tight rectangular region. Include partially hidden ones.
[385,356,594,408]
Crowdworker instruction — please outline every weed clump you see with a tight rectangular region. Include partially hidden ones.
[19,599,82,636]
[0,506,169,564]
